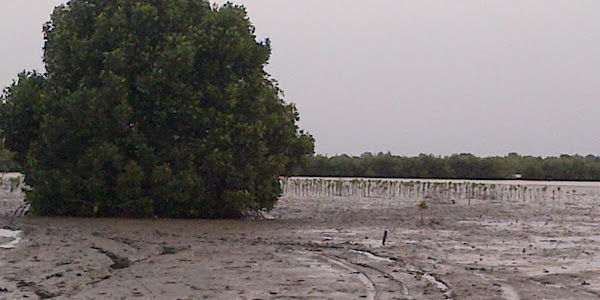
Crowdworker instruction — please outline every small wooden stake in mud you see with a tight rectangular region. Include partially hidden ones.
[382,229,388,245]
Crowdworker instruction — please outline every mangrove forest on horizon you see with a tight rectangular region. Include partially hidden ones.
[294,152,600,182]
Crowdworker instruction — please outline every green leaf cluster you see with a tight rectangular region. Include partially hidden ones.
[0,0,313,218]
[0,142,18,172]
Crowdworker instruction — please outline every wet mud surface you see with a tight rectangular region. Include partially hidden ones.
[1,189,600,299]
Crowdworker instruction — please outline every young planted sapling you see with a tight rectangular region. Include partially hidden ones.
[418,201,428,224]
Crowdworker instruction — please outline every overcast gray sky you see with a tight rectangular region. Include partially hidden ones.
[2,1,600,157]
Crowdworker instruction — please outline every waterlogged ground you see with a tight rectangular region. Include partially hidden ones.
[0,179,600,299]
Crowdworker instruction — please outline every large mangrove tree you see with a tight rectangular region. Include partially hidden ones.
[0,0,314,218]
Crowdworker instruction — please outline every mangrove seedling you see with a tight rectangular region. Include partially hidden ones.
[418,201,428,224]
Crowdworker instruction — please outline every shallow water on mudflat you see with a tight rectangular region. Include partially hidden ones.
[0,228,22,249]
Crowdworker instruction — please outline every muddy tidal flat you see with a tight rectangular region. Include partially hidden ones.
[1,178,600,299]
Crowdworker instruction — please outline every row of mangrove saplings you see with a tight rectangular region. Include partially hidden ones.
[280,177,600,202]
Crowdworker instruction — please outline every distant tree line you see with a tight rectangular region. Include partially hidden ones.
[4,147,600,182]
[295,152,600,181]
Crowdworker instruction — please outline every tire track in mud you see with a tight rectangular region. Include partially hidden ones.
[408,267,453,299]
[348,250,410,296]
[472,268,600,300]
[317,254,377,300]
[78,229,453,299]
[280,239,453,299]
[350,249,453,299]
[87,233,185,299]
[277,241,407,299]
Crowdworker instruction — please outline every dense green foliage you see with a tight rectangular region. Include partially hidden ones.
[0,142,18,172]
[0,0,313,218]
[297,152,600,181]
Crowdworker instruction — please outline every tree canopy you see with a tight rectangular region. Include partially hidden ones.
[296,152,600,181]
[0,0,314,218]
